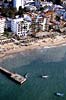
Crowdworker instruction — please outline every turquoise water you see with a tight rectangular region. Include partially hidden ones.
[0,46,66,100]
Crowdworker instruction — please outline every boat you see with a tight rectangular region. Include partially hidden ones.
[24,73,29,78]
[41,75,48,79]
[55,92,64,97]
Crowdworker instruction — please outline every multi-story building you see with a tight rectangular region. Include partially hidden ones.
[11,18,31,36]
[13,0,33,10]
[11,18,24,36]
[13,0,24,10]
[0,16,6,33]
[40,17,47,31]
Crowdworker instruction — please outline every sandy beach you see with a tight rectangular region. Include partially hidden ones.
[0,35,66,60]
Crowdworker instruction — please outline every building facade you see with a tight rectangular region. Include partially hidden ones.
[13,0,24,10]
[13,0,33,10]
[11,18,31,36]
[0,17,5,33]
[39,17,47,31]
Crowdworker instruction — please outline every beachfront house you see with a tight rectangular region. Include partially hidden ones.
[0,16,6,33]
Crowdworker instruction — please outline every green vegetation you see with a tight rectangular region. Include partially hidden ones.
[3,29,13,38]
[18,6,24,17]
[1,6,29,18]
[1,6,17,18]
[55,15,60,21]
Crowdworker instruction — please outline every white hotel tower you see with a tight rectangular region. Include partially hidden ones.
[13,0,24,10]
[0,17,5,33]
[13,0,33,10]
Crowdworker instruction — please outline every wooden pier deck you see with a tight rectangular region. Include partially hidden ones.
[0,67,26,85]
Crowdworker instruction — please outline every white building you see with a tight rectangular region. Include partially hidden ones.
[24,0,33,4]
[13,0,24,10]
[36,15,47,31]
[0,17,5,33]
[11,18,24,36]
[11,18,31,36]
[41,1,53,7]
[13,0,34,10]
[40,17,47,31]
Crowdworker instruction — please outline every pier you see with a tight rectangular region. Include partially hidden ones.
[0,67,26,84]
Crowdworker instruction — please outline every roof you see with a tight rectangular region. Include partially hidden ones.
[0,16,5,20]
[24,14,32,22]
[45,11,55,16]
[11,17,24,22]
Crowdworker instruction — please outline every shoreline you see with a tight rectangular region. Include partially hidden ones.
[0,35,66,61]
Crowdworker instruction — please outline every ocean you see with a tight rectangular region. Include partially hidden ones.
[0,45,66,100]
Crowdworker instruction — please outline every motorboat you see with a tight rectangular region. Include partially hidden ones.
[55,92,64,97]
[41,75,48,79]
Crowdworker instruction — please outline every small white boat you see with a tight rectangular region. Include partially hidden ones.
[42,75,48,79]
[24,73,29,78]
[55,92,64,97]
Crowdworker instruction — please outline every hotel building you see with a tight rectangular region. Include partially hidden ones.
[11,18,31,36]
[13,0,33,10]
[0,17,6,33]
